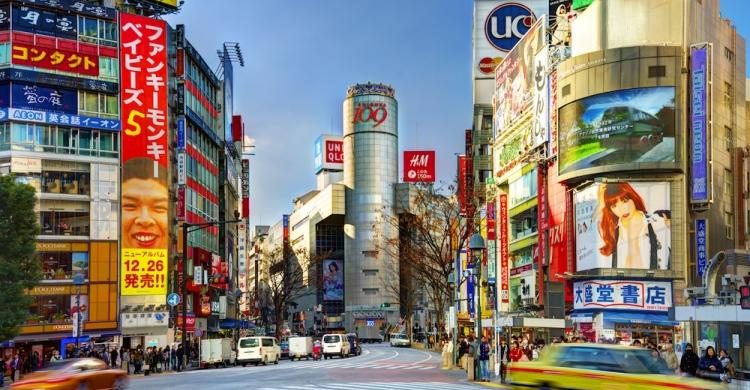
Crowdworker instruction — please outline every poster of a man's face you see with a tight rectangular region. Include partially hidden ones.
[323,259,343,301]
[121,159,169,249]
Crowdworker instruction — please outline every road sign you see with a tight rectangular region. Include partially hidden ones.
[194,328,203,338]
[167,293,181,307]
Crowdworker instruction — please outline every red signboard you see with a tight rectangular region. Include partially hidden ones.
[458,156,468,215]
[119,13,169,297]
[403,150,436,183]
[176,186,185,220]
[176,314,195,332]
[547,160,573,303]
[11,43,99,76]
[487,198,496,240]
[537,163,548,305]
[232,115,243,144]
[325,140,344,164]
[499,193,509,303]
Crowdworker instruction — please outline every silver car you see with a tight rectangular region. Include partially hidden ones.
[389,333,411,347]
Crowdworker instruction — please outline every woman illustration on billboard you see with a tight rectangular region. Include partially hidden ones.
[597,183,670,270]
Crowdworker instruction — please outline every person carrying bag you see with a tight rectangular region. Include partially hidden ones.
[696,346,723,382]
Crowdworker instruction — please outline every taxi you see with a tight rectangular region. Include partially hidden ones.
[507,343,724,390]
[11,358,127,389]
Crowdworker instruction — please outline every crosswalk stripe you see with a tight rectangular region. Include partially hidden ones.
[231,382,479,390]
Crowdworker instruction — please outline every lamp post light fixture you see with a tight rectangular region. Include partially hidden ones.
[468,232,485,381]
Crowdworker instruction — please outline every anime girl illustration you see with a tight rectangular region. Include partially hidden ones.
[597,183,671,270]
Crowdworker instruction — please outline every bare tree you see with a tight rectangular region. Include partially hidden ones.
[263,244,317,339]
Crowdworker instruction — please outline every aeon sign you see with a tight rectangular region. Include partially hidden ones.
[485,3,536,52]
[352,102,388,128]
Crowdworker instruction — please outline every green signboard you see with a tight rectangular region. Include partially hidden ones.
[572,0,594,10]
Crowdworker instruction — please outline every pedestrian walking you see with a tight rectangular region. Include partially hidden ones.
[176,345,184,372]
[121,348,130,374]
[679,343,699,376]
[478,336,491,382]
[498,338,510,383]
[110,347,118,369]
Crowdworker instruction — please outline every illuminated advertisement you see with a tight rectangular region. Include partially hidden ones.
[559,87,676,175]
[323,259,343,301]
[575,182,671,272]
[403,150,436,183]
[119,13,169,296]
[690,46,709,203]
[12,43,99,77]
[573,280,672,312]
[493,16,546,141]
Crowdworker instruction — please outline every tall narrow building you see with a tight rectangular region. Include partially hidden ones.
[342,83,399,326]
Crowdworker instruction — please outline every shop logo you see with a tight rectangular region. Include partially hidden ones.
[485,3,536,52]
[479,57,502,74]
[352,102,388,128]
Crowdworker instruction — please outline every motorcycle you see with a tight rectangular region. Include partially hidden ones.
[312,342,322,361]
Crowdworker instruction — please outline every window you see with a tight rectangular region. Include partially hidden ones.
[78,17,117,47]
[40,211,90,236]
[725,211,734,239]
[478,169,493,183]
[509,168,537,207]
[79,91,118,118]
[648,65,666,78]
[39,252,89,281]
[27,295,75,325]
[724,47,735,62]
[725,126,733,151]
[41,171,90,195]
[0,43,9,65]
[725,169,733,197]
[724,82,734,108]
[98,57,119,80]
[481,115,492,131]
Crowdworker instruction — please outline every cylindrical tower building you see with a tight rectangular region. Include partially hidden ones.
[343,83,399,326]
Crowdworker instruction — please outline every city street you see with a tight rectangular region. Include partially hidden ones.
[128,345,481,390]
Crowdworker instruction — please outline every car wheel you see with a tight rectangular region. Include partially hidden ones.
[275,355,279,365]
[242,363,247,367]
[263,356,268,366]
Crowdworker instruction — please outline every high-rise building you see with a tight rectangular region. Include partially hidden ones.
[343,83,400,326]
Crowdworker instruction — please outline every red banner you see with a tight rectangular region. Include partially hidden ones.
[499,193,509,303]
[458,156,468,215]
[403,150,436,182]
[537,163,548,305]
[487,198,496,240]
[12,43,99,76]
[119,13,169,297]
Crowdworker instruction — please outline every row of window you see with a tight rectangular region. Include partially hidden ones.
[185,88,219,132]
[39,251,89,281]
[18,171,90,195]
[40,210,90,236]
[185,58,219,109]
[187,121,220,162]
[0,123,118,158]
[79,90,119,118]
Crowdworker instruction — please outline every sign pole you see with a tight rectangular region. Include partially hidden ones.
[181,222,190,371]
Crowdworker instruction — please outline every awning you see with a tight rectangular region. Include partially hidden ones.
[602,311,677,327]
[219,319,255,329]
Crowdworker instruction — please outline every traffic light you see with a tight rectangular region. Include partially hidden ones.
[740,286,750,310]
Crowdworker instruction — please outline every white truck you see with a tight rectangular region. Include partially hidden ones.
[200,338,236,368]
[288,336,313,361]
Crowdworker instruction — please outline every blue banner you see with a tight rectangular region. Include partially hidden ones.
[467,263,475,318]
[690,47,709,203]
[11,83,77,114]
[0,108,120,131]
[696,219,708,278]
[177,117,186,149]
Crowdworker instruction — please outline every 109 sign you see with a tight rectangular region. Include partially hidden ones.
[485,3,536,52]
[352,102,388,128]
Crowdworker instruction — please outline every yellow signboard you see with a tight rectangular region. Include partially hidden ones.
[121,248,168,295]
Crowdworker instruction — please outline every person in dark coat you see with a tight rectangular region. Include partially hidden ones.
[679,343,699,376]
[698,346,723,381]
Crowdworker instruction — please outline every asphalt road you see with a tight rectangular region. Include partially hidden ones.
[127,344,482,390]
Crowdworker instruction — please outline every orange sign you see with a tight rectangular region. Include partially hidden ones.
[12,43,99,76]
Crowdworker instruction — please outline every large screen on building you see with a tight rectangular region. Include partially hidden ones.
[323,259,344,301]
[558,87,676,175]
[574,181,671,272]
[119,13,169,296]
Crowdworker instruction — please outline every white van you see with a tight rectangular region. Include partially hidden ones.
[322,333,350,359]
[237,336,280,366]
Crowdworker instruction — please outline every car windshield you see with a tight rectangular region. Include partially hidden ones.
[394,334,406,339]
[239,339,259,348]
[323,335,339,343]
[554,346,670,375]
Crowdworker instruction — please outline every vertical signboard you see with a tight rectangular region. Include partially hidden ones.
[499,193,509,304]
[119,13,169,296]
[458,155,468,215]
[696,219,708,278]
[241,159,250,218]
[467,262,475,317]
[531,45,549,151]
[690,46,710,204]
[549,70,558,157]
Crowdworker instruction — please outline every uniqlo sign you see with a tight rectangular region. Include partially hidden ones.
[119,13,169,297]
[403,150,436,183]
[325,140,344,164]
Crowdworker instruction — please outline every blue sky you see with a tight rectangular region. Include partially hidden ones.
[165,0,750,229]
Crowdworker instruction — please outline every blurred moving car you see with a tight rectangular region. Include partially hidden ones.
[389,333,411,348]
[346,333,362,356]
[11,358,127,390]
[508,344,724,390]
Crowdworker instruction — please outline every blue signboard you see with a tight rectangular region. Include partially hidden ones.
[177,116,186,149]
[690,47,709,203]
[11,83,77,113]
[573,280,672,312]
[167,293,181,307]
[0,69,118,94]
[696,219,708,278]
[467,263,475,317]
[484,3,536,52]
[0,108,121,131]
[314,136,323,172]
[0,83,8,107]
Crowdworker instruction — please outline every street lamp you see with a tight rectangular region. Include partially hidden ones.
[180,219,243,370]
[72,273,86,356]
[468,232,485,381]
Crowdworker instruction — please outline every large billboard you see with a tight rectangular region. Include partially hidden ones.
[558,87,676,175]
[473,0,547,79]
[314,135,344,173]
[12,42,99,77]
[119,13,169,296]
[493,16,546,144]
[575,182,671,272]
[403,150,436,183]
[690,46,710,204]
[573,280,672,312]
[323,259,343,301]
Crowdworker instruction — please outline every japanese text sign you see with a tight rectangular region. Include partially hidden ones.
[11,83,77,113]
[119,13,169,297]
[403,150,436,183]
[696,219,708,278]
[499,193,509,303]
[690,46,709,203]
[12,43,98,76]
[573,280,672,312]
